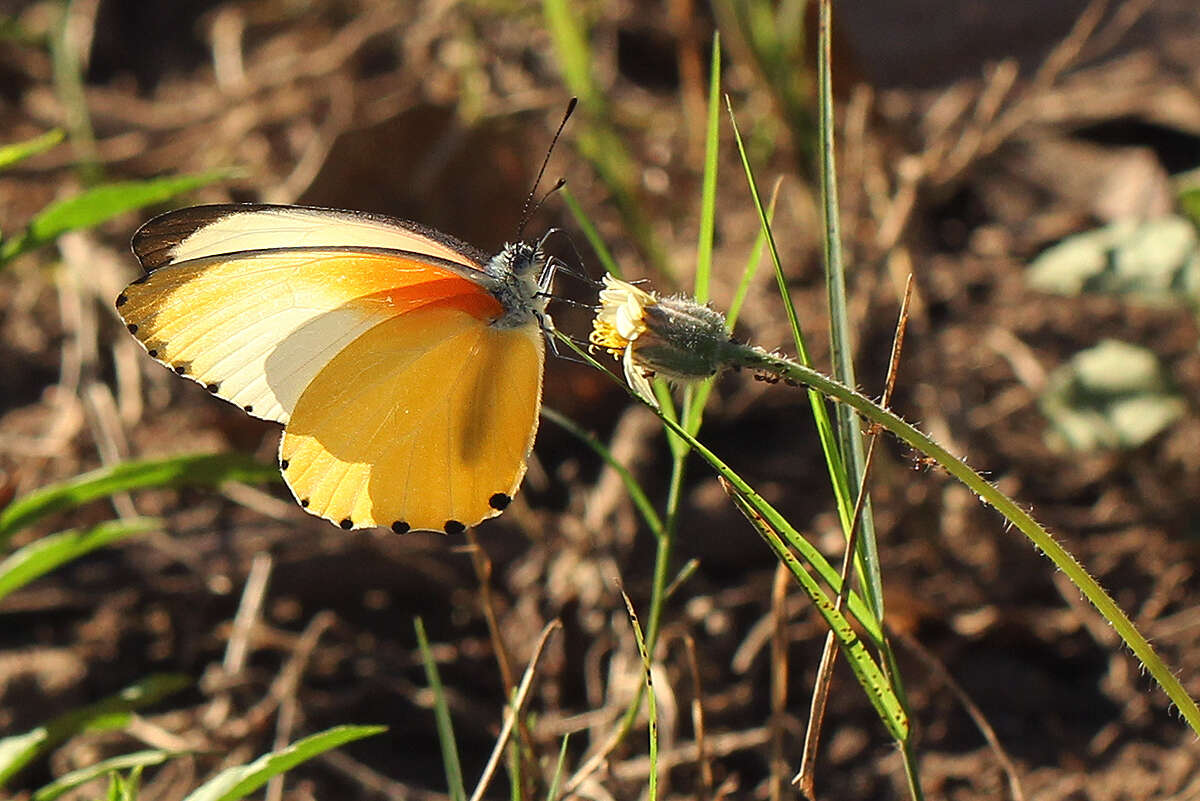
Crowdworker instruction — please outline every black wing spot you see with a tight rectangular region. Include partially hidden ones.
[243,404,254,413]
[300,498,309,508]
[116,294,128,307]
[127,323,139,334]
[391,521,410,534]
[444,520,466,535]
[489,493,511,511]
[206,383,220,393]
[339,518,353,530]
[147,349,158,357]
[279,459,289,470]
[174,365,187,375]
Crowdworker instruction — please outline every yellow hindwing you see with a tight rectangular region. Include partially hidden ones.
[278,305,544,533]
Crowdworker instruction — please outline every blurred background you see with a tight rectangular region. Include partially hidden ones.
[2,0,1200,798]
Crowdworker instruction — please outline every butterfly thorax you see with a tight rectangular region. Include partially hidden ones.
[485,241,550,329]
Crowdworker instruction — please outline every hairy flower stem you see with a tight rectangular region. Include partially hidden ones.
[720,342,1200,736]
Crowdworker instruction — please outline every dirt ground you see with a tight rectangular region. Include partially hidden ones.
[2,1,1200,799]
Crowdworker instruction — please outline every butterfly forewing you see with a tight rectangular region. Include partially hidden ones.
[117,249,502,423]
[279,304,544,533]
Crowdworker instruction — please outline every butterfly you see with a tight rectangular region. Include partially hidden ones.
[116,202,556,535]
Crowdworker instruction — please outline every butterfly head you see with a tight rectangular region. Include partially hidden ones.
[486,240,552,329]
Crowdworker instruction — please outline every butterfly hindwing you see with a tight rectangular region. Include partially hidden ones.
[279,304,545,533]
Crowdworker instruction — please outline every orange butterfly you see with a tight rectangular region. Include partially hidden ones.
[116,203,553,534]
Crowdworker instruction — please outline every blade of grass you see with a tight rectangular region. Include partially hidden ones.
[726,178,780,331]
[52,0,99,184]
[0,674,190,788]
[180,725,385,801]
[815,0,883,617]
[0,452,279,544]
[725,97,858,560]
[722,479,907,741]
[648,30,726,662]
[620,590,660,801]
[542,0,667,276]
[693,33,722,305]
[0,518,160,603]
[0,129,64,171]
[33,749,183,801]
[545,735,571,801]
[0,169,232,265]
[415,617,466,801]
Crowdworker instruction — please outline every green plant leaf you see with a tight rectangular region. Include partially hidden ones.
[0,169,230,264]
[1180,186,1200,229]
[414,618,466,801]
[0,518,159,604]
[0,674,190,788]
[33,749,181,801]
[1028,217,1200,305]
[1040,339,1186,451]
[0,129,64,171]
[181,725,384,801]
[0,452,279,545]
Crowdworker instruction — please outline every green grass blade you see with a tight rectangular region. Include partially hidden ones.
[0,518,159,604]
[561,187,620,278]
[815,2,883,615]
[415,617,466,801]
[541,0,597,109]
[181,725,385,801]
[724,484,907,741]
[620,591,660,800]
[33,749,181,801]
[726,179,779,330]
[0,452,279,544]
[562,337,908,741]
[542,0,666,276]
[0,674,190,788]
[544,735,570,801]
[725,96,858,551]
[0,170,230,264]
[0,129,64,171]
[694,33,722,305]
[541,407,664,536]
[680,33,726,437]
[52,0,99,184]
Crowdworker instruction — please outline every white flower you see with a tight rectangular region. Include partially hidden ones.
[590,273,732,405]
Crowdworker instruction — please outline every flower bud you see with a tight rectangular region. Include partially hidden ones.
[590,274,732,402]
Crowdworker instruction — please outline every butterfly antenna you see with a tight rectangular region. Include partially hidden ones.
[517,97,577,240]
